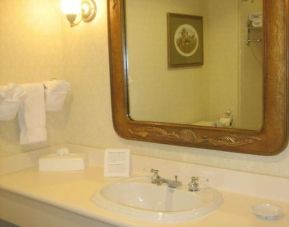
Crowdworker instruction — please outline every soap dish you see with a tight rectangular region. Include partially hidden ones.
[252,203,283,220]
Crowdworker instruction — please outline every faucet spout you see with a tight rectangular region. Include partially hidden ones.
[150,169,182,189]
[163,176,182,188]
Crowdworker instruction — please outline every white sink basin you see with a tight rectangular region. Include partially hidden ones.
[92,177,223,223]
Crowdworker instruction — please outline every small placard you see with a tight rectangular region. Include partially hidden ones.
[104,149,130,177]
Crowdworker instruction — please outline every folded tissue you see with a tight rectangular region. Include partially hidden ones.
[39,148,87,172]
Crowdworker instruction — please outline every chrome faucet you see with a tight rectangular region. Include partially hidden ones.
[150,169,182,188]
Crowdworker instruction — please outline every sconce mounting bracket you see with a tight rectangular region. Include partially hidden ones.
[81,0,97,23]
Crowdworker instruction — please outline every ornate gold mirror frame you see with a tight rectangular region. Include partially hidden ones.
[108,0,288,155]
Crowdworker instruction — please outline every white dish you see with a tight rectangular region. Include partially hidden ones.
[252,203,282,220]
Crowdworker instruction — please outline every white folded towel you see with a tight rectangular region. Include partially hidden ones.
[43,80,70,112]
[218,117,232,127]
[249,12,262,22]
[0,83,26,121]
[18,83,47,145]
[252,20,262,28]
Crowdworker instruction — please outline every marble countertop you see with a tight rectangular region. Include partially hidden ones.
[0,167,288,227]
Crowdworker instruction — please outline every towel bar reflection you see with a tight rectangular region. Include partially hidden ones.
[246,21,262,46]
[246,39,262,45]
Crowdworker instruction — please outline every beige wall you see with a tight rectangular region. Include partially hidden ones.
[0,0,67,156]
[126,0,241,125]
[0,0,288,178]
[239,0,263,130]
[206,0,239,124]
[126,0,208,124]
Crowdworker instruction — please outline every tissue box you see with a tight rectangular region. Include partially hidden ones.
[39,151,87,172]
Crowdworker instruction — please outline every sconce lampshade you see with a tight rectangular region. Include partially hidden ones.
[61,0,96,27]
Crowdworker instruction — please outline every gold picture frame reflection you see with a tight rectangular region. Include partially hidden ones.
[167,13,203,68]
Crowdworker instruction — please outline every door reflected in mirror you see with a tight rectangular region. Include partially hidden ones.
[126,0,263,130]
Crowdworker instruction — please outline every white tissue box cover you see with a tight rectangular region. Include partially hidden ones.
[39,153,86,172]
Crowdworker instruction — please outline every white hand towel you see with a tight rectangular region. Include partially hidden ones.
[18,83,47,145]
[249,12,262,22]
[252,20,262,28]
[0,83,26,121]
[43,80,70,112]
[0,83,25,100]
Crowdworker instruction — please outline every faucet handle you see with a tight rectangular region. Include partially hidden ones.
[188,176,199,192]
[191,176,199,182]
[150,169,159,174]
[150,169,160,184]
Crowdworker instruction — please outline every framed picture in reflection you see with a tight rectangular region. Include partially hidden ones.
[167,13,204,68]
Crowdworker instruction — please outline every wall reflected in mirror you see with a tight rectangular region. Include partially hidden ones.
[125,0,263,130]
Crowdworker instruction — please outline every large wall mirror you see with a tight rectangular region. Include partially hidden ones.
[108,0,288,155]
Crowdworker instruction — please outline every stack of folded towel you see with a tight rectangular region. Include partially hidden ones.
[44,80,71,112]
[248,12,263,28]
[0,80,70,145]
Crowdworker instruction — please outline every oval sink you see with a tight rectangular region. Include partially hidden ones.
[92,177,223,223]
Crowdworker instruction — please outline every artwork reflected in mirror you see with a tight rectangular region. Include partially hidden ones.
[167,13,203,67]
[125,0,263,131]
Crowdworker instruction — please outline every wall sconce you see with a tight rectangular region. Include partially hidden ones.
[61,0,96,27]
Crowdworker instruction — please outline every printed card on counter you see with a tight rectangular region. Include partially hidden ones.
[104,149,130,177]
